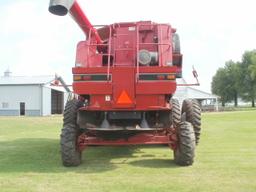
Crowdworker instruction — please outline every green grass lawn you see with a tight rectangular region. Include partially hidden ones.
[0,111,256,192]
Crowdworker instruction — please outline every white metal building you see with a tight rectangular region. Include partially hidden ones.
[174,78,219,111]
[0,71,68,116]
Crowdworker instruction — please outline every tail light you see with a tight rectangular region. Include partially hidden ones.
[139,73,176,81]
[73,74,110,81]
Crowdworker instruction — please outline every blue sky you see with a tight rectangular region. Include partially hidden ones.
[0,0,256,92]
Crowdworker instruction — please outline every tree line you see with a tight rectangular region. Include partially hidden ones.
[211,50,256,107]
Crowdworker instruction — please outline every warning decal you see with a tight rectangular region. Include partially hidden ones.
[117,90,132,104]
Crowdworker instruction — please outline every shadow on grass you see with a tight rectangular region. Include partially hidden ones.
[0,138,179,173]
[129,159,178,168]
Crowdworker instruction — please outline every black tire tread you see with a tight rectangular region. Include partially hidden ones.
[182,99,201,145]
[61,127,81,166]
[174,121,195,166]
[170,99,181,127]
[61,99,83,167]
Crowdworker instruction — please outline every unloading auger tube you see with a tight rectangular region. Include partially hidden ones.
[49,0,103,44]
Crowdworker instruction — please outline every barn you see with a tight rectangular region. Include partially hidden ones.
[0,70,69,116]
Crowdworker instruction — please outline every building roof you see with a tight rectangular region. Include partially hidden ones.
[0,75,55,85]
[0,74,70,93]
[174,78,218,100]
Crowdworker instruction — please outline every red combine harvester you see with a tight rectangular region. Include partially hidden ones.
[49,0,201,166]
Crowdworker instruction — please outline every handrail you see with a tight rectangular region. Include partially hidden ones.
[107,26,112,81]
[136,24,140,82]
[159,25,163,67]
[87,27,92,67]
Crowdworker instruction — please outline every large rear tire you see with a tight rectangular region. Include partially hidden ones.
[174,121,195,166]
[182,99,201,145]
[170,98,181,127]
[61,99,83,167]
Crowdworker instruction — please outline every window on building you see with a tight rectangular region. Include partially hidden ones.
[2,102,9,108]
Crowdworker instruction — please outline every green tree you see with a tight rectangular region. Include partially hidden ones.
[225,60,240,106]
[212,68,230,106]
[211,61,240,107]
[238,50,256,107]
[248,51,256,80]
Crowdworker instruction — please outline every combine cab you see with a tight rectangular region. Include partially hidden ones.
[48,0,201,166]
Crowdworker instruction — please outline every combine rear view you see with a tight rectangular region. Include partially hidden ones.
[48,0,201,166]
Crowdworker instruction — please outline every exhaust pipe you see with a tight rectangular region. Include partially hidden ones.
[49,0,74,16]
[48,0,103,44]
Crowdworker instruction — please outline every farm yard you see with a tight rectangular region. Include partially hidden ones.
[0,111,256,192]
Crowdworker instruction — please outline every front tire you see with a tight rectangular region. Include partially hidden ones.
[61,99,83,167]
[174,121,196,166]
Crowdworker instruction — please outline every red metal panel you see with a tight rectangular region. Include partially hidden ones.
[77,129,177,149]
[157,24,172,66]
[75,41,102,68]
[114,27,136,65]
[82,106,170,111]
[75,41,87,67]
[73,82,112,94]
[138,22,158,52]
[78,132,170,146]
[136,82,176,94]
[112,67,135,108]
[89,95,112,109]
[136,95,166,108]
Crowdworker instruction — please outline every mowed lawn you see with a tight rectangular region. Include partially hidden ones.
[0,111,256,192]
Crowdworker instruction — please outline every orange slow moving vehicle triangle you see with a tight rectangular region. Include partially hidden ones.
[117,90,132,104]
